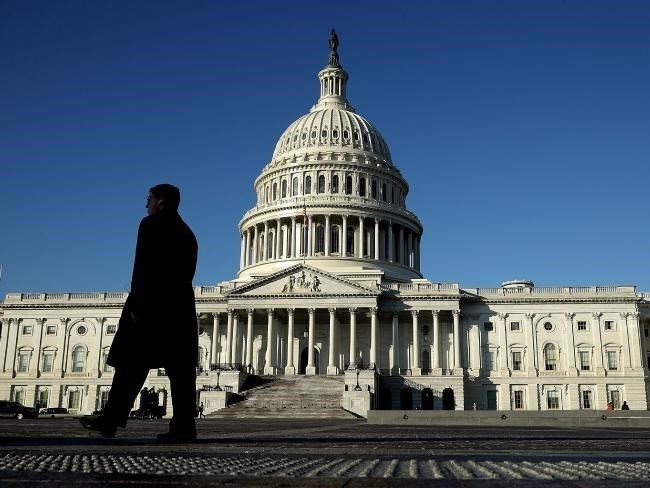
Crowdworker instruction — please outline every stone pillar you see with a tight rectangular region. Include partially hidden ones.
[468,314,481,372]
[58,318,68,376]
[291,216,297,258]
[285,309,296,375]
[327,308,338,374]
[628,312,642,369]
[564,312,577,373]
[399,226,404,265]
[253,225,259,264]
[263,222,269,261]
[307,218,313,257]
[0,319,13,373]
[453,310,461,371]
[306,308,316,375]
[411,310,421,375]
[240,232,245,269]
[370,307,378,369]
[275,219,282,260]
[374,218,380,260]
[325,215,331,256]
[391,313,399,374]
[94,317,104,375]
[497,313,508,373]
[264,309,275,375]
[592,312,605,372]
[349,308,357,368]
[245,309,254,370]
[407,231,413,267]
[225,310,233,367]
[525,313,536,372]
[358,217,364,258]
[342,215,348,257]
[244,229,250,266]
[211,313,220,366]
[432,310,440,369]
[388,221,394,262]
[231,312,239,365]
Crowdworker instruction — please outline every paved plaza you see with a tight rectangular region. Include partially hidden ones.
[2,417,650,486]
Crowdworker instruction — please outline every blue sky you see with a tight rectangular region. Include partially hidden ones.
[1,0,649,296]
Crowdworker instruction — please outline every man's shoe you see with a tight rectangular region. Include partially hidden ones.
[156,430,197,444]
[80,416,117,438]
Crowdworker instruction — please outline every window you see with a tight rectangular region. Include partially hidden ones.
[486,390,497,410]
[42,353,54,373]
[645,329,649,338]
[71,346,86,373]
[484,350,496,371]
[265,186,269,202]
[579,351,590,371]
[106,324,116,335]
[543,322,553,331]
[305,176,312,194]
[317,175,325,194]
[484,322,494,332]
[100,390,110,410]
[316,226,325,253]
[382,183,387,202]
[281,179,287,198]
[14,389,25,405]
[607,351,618,371]
[359,177,366,197]
[511,351,522,371]
[610,390,621,409]
[68,390,81,410]
[331,225,339,253]
[604,320,614,331]
[46,325,57,335]
[332,175,339,194]
[391,186,395,204]
[544,344,557,371]
[371,180,377,199]
[272,182,277,200]
[38,389,49,409]
[76,325,87,335]
[18,353,30,373]
[547,390,560,409]
[513,390,524,409]
[510,321,520,332]
[345,175,352,195]
[582,390,593,409]
[346,227,354,254]
[577,321,587,331]
[22,325,33,335]
[292,177,298,196]
[102,350,113,373]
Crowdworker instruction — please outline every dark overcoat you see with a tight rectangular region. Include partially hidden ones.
[107,209,198,369]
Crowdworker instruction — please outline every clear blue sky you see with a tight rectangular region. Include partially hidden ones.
[1,0,649,297]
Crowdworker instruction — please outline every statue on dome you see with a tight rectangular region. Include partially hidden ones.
[327,29,340,67]
[329,29,339,52]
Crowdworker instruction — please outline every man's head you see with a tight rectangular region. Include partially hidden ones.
[147,183,181,215]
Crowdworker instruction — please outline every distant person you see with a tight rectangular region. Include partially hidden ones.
[81,184,199,443]
[607,402,614,411]
[197,402,205,419]
[621,401,630,410]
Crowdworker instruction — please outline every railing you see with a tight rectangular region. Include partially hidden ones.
[4,292,128,303]
[465,286,637,297]
[209,363,249,373]
[379,282,459,292]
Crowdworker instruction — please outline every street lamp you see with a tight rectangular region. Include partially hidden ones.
[215,368,222,391]
[354,367,362,391]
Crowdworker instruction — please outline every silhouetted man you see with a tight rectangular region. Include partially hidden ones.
[81,184,198,442]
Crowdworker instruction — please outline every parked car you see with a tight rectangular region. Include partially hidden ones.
[40,407,70,418]
[0,400,39,419]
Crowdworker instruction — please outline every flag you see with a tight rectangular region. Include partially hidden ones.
[302,201,308,224]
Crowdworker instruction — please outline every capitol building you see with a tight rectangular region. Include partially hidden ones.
[1,33,649,416]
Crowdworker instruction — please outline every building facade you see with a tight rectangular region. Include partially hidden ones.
[1,34,649,414]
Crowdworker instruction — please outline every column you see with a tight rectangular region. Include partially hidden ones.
[275,219,282,260]
[370,307,378,369]
[388,221,394,262]
[432,310,441,369]
[245,309,254,370]
[225,310,233,367]
[0,319,12,373]
[306,308,316,375]
[391,314,399,374]
[244,230,250,266]
[307,218,313,256]
[58,318,68,375]
[525,313,536,372]
[324,215,331,256]
[349,308,357,368]
[327,308,338,374]
[497,313,508,372]
[358,217,364,258]
[240,233,245,268]
[253,225,259,264]
[211,313,220,366]
[628,312,642,369]
[264,309,275,375]
[374,218,380,259]
[399,226,404,264]
[469,314,481,372]
[231,312,239,365]
[285,309,296,375]
[407,231,413,267]
[342,215,348,257]
[411,310,421,374]
[263,222,269,260]
[564,313,577,373]
[452,310,461,371]
[592,312,605,372]
[291,216,297,258]
[94,317,104,375]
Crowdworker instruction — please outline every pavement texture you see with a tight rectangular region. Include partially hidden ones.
[3,417,650,486]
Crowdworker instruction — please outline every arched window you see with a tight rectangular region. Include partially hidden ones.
[346,226,355,254]
[292,177,298,196]
[382,183,387,202]
[317,175,325,194]
[272,182,277,200]
[371,180,377,199]
[265,186,269,203]
[305,176,312,194]
[331,225,340,253]
[544,344,557,371]
[267,232,274,259]
[391,186,395,204]
[359,177,366,197]
[332,175,339,193]
[345,175,352,195]
[72,346,86,373]
[281,179,287,198]
[316,226,325,253]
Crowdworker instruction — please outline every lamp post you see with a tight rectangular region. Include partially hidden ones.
[354,367,362,391]
[215,368,222,391]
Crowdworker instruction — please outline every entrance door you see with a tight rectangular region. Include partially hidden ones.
[421,388,434,410]
[442,388,455,410]
[400,388,412,410]
[298,347,320,374]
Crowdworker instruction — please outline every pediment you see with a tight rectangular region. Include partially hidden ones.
[228,264,378,297]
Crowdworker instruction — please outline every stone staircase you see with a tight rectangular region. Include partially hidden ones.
[209,375,356,419]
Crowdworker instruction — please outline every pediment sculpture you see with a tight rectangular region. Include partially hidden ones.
[281,270,322,293]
